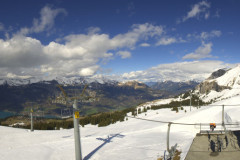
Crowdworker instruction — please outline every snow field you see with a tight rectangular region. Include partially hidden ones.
[1,95,240,160]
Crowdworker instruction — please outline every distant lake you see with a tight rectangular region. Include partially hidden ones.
[0,111,15,119]
[0,111,62,119]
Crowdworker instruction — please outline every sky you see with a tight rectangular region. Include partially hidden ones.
[0,0,239,82]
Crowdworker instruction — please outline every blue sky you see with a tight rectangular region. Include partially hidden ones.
[0,0,239,82]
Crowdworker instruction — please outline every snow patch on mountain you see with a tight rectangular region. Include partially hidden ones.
[0,77,42,86]
[0,76,119,86]
[55,77,87,85]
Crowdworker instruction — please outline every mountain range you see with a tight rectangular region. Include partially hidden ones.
[3,63,240,117]
[0,76,199,116]
[1,66,240,160]
[146,80,199,95]
[137,65,240,111]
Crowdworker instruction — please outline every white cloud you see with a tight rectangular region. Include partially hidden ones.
[186,30,222,42]
[117,51,131,59]
[181,1,210,23]
[140,43,150,47]
[0,22,164,79]
[117,61,234,82]
[182,42,213,60]
[18,5,67,35]
[111,23,164,49]
[79,67,98,76]
[156,37,177,46]
[156,37,186,46]
[6,73,32,79]
[0,35,46,68]
[200,30,221,39]
[87,27,101,35]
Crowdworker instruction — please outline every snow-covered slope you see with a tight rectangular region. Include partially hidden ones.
[1,95,240,160]
[1,66,240,160]
[213,65,240,87]
[197,65,240,102]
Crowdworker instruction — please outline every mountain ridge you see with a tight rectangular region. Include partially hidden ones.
[195,65,240,103]
[147,80,199,96]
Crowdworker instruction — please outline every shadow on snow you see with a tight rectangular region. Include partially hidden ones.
[83,133,125,160]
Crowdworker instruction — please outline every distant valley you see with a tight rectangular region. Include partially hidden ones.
[0,78,199,117]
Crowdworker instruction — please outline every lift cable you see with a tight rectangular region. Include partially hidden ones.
[126,115,239,126]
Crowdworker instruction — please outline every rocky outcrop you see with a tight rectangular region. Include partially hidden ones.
[196,80,230,94]
[207,69,227,80]
[148,81,199,94]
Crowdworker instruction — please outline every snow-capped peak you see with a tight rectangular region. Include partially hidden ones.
[55,77,87,85]
[0,76,119,86]
[0,77,42,86]
[197,65,240,103]
[212,64,240,88]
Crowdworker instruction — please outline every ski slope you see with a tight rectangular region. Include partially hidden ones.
[1,95,240,160]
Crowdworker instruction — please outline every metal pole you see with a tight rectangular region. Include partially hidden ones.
[31,108,34,132]
[73,99,82,160]
[164,150,166,160]
[222,105,224,125]
[222,105,227,133]
[190,93,192,112]
[200,123,201,133]
[167,122,172,152]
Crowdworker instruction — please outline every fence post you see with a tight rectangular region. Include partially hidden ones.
[167,122,172,152]
[164,150,166,160]
[222,105,227,133]
[190,92,192,111]
[200,123,201,133]
[222,105,224,126]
